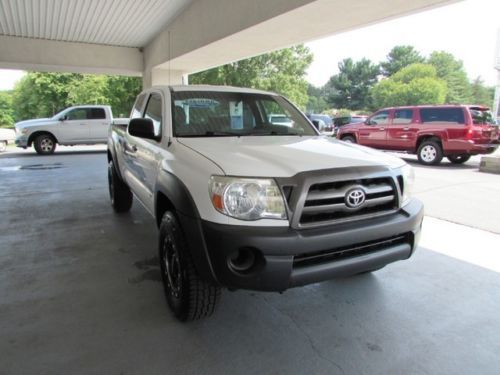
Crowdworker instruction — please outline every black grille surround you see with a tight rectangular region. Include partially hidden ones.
[276,166,404,229]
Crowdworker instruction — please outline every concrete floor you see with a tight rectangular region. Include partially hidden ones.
[1,148,500,375]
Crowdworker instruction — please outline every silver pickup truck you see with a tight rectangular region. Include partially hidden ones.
[15,105,128,155]
[108,85,424,321]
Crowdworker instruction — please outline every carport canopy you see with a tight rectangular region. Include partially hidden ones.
[0,0,460,88]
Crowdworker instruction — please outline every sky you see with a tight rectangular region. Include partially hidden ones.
[306,0,500,87]
[0,0,499,91]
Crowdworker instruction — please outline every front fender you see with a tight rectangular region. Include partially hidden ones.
[155,171,219,285]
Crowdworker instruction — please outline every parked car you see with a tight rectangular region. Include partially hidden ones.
[268,114,293,127]
[0,128,15,152]
[108,85,423,321]
[306,114,334,134]
[15,105,129,155]
[337,105,499,165]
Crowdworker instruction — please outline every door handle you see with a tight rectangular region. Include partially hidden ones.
[379,127,385,131]
[124,143,137,155]
[403,127,410,131]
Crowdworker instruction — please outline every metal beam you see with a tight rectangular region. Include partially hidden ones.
[0,35,142,76]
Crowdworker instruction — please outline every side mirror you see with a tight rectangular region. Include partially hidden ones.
[128,118,160,141]
[59,115,68,121]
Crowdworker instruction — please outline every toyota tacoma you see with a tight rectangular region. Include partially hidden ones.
[107,85,424,321]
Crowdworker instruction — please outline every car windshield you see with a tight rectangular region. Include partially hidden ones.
[172,91,317,137]
[470,108,494,125]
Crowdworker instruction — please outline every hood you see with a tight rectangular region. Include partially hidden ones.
[178,136,405,177]
[15,118,55,128]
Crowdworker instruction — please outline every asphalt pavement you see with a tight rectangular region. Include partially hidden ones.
[0,145,499,375]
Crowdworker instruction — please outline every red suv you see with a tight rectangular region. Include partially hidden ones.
[336,105,499,165]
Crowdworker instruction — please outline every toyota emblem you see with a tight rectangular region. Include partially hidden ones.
[345,187,366,208]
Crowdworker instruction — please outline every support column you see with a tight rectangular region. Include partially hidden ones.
[142,67,189,89]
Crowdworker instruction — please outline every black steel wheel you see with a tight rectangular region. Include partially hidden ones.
[159,211,220,321]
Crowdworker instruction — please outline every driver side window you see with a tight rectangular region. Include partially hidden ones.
[369,111,390,125]
[66,108,88,120]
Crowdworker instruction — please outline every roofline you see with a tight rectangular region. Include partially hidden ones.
[149,84,279,96]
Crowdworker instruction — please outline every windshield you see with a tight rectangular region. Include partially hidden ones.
[172,91,317,137]
[470,108,494,125]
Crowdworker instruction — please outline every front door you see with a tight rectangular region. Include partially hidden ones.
[386,108,416,151]
[123,92,163,214]
[57,108,91,143]
[357,110,390,148]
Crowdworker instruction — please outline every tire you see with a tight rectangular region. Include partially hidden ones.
[342,135,356,143]
[417,140,443,165]
[0,141,6,152]
[447,154,471,164]
[159,211,221,321]
[108,160,133,213]
[34,134,57,155]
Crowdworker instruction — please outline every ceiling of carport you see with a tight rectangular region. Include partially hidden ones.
[0,0,192,47]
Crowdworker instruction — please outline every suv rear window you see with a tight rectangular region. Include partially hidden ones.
[470,108,494,125]
[420,108,465,124]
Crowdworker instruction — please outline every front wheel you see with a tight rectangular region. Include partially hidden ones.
[108,160,133,213]
[447,154,471,164]
[159,211,220,321]
[34,134,56,155]
[417,140,443,165]
[341,135,356,143]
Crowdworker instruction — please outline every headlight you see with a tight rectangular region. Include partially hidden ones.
[209,176,287,220]
[400,164,414,206]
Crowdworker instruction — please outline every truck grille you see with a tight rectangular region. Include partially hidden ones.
[299,177,398,226]
[293,233,411,268]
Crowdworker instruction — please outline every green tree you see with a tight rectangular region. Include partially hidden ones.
[306,84,329,113]
[469,77,494,107]
[190,45,313,109]
[371,63,447,109]
[428,51,472,103]
[12,72,141,121]
[12,72,81,121]
[105,76,142,117]
[325,58,380,110]
[380,45,425,76]
[68,75,110,106]
[0,91,15,128]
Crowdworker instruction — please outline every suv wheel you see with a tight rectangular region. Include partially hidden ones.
[159,211,220,321]
[447,154,471,164]
[34,134,56,155]
[417,140,443,165]
[342,135,356,143]
[108,160,133,212]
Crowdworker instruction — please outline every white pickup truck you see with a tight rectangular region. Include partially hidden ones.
[108,85,424,321]
[15,105,128,155]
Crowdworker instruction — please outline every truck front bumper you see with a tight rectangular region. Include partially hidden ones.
[183,198,424,292]
[15,135,28,148]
